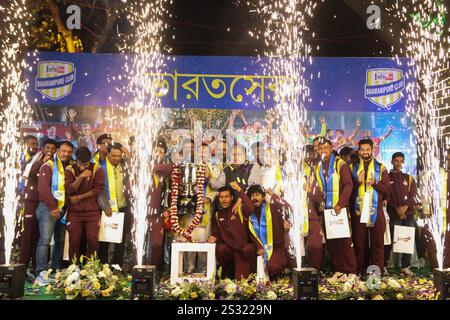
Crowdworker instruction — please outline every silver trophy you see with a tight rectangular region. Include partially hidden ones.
[178,163,198,216]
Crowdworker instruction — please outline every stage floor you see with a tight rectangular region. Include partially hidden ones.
[16,266,438,300]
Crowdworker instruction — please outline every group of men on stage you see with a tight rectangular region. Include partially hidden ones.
[1,119,449,286]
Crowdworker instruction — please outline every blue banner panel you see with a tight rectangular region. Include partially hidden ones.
[25,53,415,112]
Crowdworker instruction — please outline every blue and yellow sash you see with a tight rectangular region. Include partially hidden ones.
[93,151,100,164]
[351,158,384,227]
[248,202,273,262]
[315,154,343,210]
[100,157,119,212]
[50,154,66,210]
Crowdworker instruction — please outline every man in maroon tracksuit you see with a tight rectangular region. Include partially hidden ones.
[19,139,57,275]
[350,139,391,276]
[208,183,256,279]
[148,139,172,270]
[304,144,325,271]
[245,184,289,277]
[384,152,418,277]
[65,147,105,261]
[311,138,357,281]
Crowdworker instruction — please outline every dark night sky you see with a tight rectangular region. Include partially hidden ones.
[167,0,392,57]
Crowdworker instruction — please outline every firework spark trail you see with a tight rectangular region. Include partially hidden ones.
[391,0,450,270]
[0,1,33,265]
[122,0,171,265]
[247,0,321,268]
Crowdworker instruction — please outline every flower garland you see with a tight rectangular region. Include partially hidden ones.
[169,164,205,241]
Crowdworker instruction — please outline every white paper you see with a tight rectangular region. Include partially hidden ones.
[63,231,69,261]
[393,225,415,254]
[384,220,391,245]
[257,255,270,283]
[324,208,351,239]
[99,211,124,244]
[383,206,391,245]
[360,192,371,224]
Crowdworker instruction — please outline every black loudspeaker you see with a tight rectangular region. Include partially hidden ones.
[131,265,156,300]
[292,267,319,300]
[0,264,26,299]
[433,268,450,300]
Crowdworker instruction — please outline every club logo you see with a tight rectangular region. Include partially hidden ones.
[365,68,405,109]
[35,61,76,100]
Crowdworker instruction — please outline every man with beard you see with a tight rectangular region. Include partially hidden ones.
[207,183,256,279]
[35,141,74,285]
[383,152,418,277]
[245,184,289,278]
[361,127,394,162]
[350,139,391,277]
[311,138,357,282]
[19,139,58,280]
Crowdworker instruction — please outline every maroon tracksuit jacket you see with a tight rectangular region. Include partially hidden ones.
[64,163,105,261]
[350,159,391,274]
[211,190,256,279]
[311,156,357,274]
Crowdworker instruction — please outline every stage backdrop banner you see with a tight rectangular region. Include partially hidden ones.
[25,53,415,112]
[23,53,417,175]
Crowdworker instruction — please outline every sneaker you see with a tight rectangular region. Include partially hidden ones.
[34,271,50,286]
[400,267,414,277]
[383,267,389,277]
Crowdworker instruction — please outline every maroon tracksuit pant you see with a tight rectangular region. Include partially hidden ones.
[216,242,256,280]
[19,200,40,267]
[352,209,386,274]
[423,222,450,269]
[148,214,164,270]
[67,213,101,262]
[306,218,325,271]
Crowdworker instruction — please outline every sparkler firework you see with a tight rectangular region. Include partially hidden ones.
[390,0,450,270]
[122,0,171,265]
[0,1,33,265]
[246,0,322,268]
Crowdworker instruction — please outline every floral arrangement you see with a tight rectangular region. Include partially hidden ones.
[319,276,438,300]
[47,255,131,300]
[155,274,294,300]
[154,274,438,300]
[169,164,205,241]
